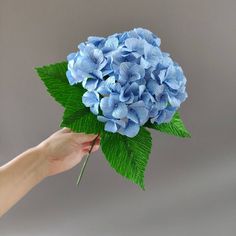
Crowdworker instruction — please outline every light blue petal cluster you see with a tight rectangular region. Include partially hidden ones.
[66,28,188,137]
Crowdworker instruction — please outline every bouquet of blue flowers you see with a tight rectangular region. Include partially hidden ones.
[36,28,190,189]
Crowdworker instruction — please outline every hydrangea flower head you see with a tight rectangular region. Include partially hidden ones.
[66,28,188,137]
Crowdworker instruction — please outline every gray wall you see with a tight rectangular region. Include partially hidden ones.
[0,0,236,235]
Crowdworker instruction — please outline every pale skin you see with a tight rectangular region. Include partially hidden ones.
[0,128,100,217]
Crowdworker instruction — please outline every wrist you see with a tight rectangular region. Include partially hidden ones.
[30,145,49,181]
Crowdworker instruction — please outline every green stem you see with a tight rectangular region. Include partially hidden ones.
[76,135,99,187]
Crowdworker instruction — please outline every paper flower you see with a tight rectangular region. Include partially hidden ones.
[36,28,190,189]
[66,28,187,138]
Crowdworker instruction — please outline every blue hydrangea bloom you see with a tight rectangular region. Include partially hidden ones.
[66,28,188,137]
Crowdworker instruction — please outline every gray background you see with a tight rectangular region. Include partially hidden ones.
[0,0,236,235]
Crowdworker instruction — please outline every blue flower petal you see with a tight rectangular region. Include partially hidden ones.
[82,91,99,107]
[87,36,105,47]
[82,78,100,91]
[127,109,139,123]
[133,28,161,47]
[105,121,118,133]
[90,103,99,115]
[129,101,149,125]
[119,120,140,138]
[146,79,164,96]
[67,52,77,61]
[66,71,77,85]
[100,97,114,115]
[125,38,144,55]
[144,44,162,66]
[112,102,128,119]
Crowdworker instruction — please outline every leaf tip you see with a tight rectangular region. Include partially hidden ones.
[59,121,65,129]
[34,66,44,77]
[186,132,191,138]
[183,130,191,138]
[139,181,146,191]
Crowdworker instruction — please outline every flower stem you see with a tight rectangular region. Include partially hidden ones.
[76,135,100,187]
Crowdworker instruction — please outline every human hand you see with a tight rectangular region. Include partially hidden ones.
[0,128,100,216]
[36,128,100,177]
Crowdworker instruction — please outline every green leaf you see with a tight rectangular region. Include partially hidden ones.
[100,127,152,190]
[145,112,191,138]
[35,61,84,107]
[60,90,105,135]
